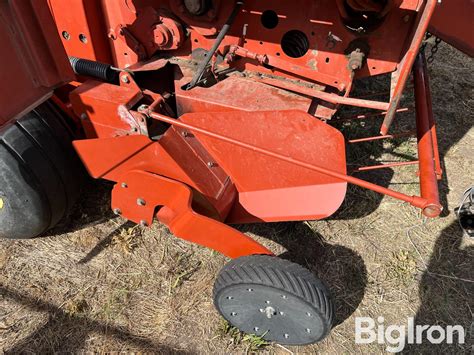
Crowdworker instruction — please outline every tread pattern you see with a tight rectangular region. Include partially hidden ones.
[213,255,334,334]
[0,101,84,239]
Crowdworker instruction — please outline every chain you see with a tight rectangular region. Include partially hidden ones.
[421,33,441,63]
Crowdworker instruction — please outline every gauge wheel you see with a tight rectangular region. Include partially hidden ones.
[213,255,334,345]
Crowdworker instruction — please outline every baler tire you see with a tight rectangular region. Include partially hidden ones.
[213,255,334,345]
[0,101,84,239]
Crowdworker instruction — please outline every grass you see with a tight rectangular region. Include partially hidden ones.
[217,320,270,352]
[0,43,472,353]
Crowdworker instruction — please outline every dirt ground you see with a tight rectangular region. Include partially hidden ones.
[0,43,472,354]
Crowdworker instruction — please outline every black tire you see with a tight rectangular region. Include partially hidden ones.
[0,101,84,239]
[213,255,334,345]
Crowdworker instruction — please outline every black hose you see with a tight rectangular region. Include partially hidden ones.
[185,1,244,90]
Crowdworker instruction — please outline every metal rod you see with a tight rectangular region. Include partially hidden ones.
[353,161,419,172]
[335,107,412,121]
[413,52,442,217]
[144,110,437,215]
[186,1,244,90]
[380,0,437,135]
[348,131,414,143]
[257,77,390,110]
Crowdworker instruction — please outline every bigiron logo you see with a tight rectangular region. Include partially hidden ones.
[355,316,468,352]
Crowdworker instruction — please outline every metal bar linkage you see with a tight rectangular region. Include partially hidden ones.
[381,0,438,134]
[142,106,441,217]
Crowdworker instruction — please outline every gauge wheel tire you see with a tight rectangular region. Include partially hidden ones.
[0,101,84,239]
[213,255,334,345]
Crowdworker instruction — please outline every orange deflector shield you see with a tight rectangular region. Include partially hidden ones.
[178,110,348,223]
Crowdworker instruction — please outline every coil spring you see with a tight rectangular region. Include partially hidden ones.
[69,57,117,83]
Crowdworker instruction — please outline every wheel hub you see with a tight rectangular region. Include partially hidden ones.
[216,284,327,345]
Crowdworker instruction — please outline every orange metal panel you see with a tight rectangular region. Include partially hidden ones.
[0,0,73,124]
[48,0,113,63]
[179,110,348,222]
[429,0,474,57]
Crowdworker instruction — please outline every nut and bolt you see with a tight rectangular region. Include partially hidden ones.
[121,75,130,84]
[137,198,147,206]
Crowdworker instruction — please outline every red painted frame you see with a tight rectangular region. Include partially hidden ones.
[5,1,473,257]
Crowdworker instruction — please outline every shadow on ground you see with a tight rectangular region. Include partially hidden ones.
[402,222,473,353]
[0,285,188,354]
[239,222,368,326]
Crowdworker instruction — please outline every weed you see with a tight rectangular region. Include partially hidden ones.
[386,250,418,285]
[112,225,141,254]
[217,320,269,351]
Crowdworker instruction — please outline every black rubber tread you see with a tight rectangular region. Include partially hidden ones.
[0,101,84,239]
[213,255,334,343]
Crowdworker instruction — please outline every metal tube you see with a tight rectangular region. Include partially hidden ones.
[413,52,442,217]
[144,110,438,214]
[421,53,442,179]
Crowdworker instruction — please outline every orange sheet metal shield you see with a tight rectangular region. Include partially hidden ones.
[180,110,347,222]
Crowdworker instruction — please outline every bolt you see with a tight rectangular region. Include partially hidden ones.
[265,306,276,319]
[80,113,87,120]
[121,182,128,188]
[139,220,148,227]
[306,328,311,333]
[403,15,410,23]
[254,327,259,332]
[137,198,146,206]
[231,312,237,316]
[181,131,189,137]
[137,104,149,112]
[62,31,71,40]
[207,162,217,168]
[113,208,122,215]
[121,75,130,84]
[284,333,289,339]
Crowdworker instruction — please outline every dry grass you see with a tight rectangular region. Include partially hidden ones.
[0,43,473,354]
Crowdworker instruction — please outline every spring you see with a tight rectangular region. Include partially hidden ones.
[69,57,118,83]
